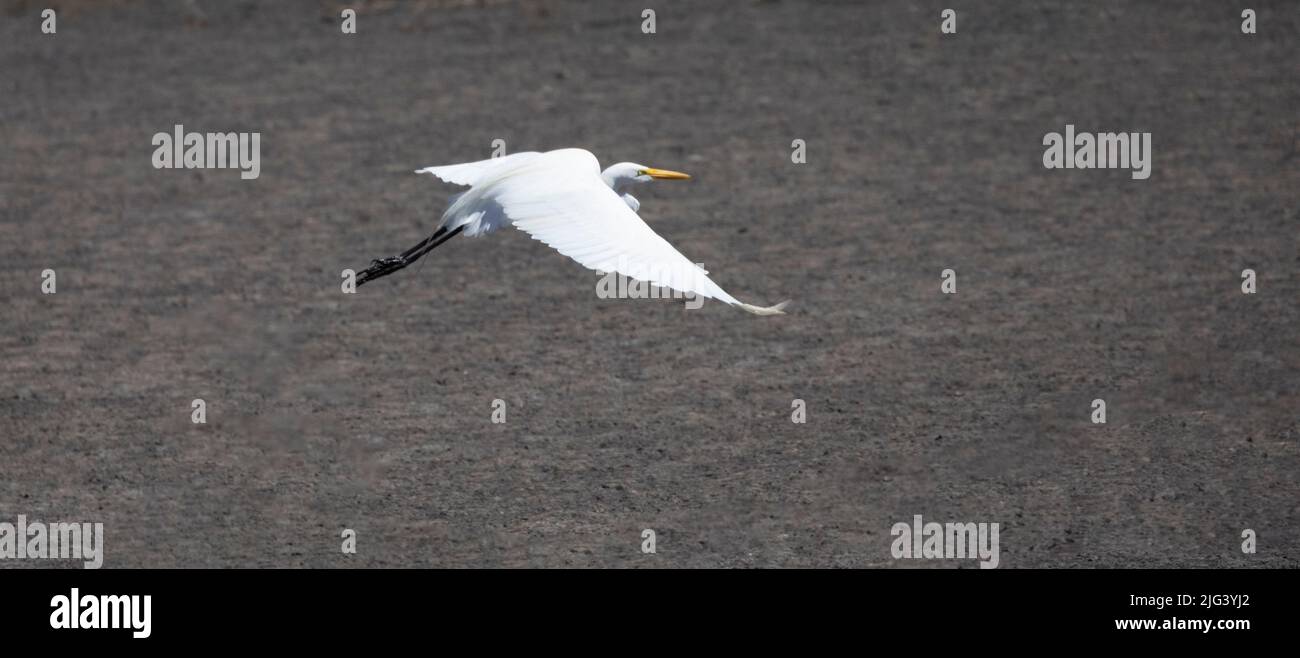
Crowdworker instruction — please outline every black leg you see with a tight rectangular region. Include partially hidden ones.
[355,225,464,287]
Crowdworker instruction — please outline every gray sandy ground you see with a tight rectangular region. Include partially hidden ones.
[1,0,1297,567]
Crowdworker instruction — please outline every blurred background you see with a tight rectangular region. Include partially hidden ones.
[1,0,1297,567]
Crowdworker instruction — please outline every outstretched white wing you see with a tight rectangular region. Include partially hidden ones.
[472,150,787,315]
[415,152,542,186]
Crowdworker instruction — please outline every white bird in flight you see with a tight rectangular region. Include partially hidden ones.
[354,148,789,316]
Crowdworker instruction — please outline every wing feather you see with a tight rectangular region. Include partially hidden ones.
[415,152,542,186]
[489,160,783,313]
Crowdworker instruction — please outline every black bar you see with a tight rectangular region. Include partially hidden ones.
[0,569,1288,647]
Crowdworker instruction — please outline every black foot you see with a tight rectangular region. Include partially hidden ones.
[356,256,407,286]
[370,256,405,269]
[353,225,464,288]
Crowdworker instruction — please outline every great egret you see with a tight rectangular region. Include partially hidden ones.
[354,148,789,316]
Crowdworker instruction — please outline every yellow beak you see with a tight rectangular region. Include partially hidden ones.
[642,167,691,180]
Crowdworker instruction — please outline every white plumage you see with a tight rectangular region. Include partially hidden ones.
[413,148,789,316]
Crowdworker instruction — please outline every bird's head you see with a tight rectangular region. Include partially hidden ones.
[601,162,691,192]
